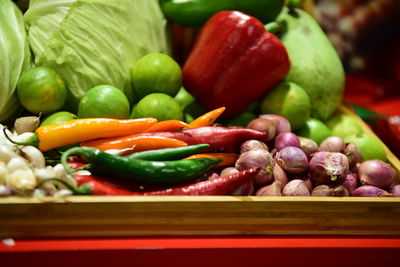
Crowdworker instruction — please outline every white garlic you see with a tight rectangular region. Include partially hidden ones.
[0,145,19,164]
[7,156,29,173]
[6,168,37,195]
[20,146,45,169]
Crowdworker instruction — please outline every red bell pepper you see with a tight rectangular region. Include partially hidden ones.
[183,11,290,117]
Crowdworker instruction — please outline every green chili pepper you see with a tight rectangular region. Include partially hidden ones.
[161,0,285,27]
[126,144,209,161]
[62,146,221,184]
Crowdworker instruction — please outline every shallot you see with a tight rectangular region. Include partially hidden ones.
[273,162,288,190]
[352,185,392,197]
[390,185,400,197]
[231,181,254,196]
[256,180,282,196]
[343,173,358,195]
[240,140,268,154]
[282,179,310,196]
[259,114,291,135]
[358,160,396,189]
[275,146,308,174]
[247,118,278,142]
[344,143,362,168]
[235,149,274,185]
[318,136,345,153]
[311,185,333,196]
[275,132,300,151]
[309,152,349,185]
[299,137,318,158]
[312,185,349,196]
[221,167,254,196]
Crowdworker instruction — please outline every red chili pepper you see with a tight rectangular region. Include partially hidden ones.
[135,126,267,151]
[64,166,259,196]
[141,167,260,196]
[75,174,136,196]
[183,11,290,117]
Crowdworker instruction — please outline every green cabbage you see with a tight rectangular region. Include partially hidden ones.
[24,0,171,110]
[0,0,32,122]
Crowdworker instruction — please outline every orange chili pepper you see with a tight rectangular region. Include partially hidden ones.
[5,118,157,152]
[144,120,191,132]
[183,152,239,167]
[189,107,226,128]
[81,135,188,153]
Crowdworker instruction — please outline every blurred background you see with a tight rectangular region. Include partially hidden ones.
[313,0,400,156]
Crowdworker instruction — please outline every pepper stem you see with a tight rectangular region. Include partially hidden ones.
[61,147,83,176]
[2,127,39,147]
[39,178,92,195]
[265,22,282,34]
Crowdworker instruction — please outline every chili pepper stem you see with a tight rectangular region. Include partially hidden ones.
[61,147,85,176]
[2,127,39,147]
[38,178,92,195]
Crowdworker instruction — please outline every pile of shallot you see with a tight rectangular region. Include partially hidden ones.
[222,115,399,197]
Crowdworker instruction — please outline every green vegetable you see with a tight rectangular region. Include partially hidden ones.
[126,144,209,161]
[161,0,285,28]
[276,7,345,121]
[0,0,32,122]
[61,146,221,184]
[24,0,171,111]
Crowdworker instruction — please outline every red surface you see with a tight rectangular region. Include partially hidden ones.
[2,236,400,252]
[1,236,399,266]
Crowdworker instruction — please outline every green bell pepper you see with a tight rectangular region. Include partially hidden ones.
[161,0,285,27]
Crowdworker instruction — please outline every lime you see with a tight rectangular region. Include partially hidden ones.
[130,93,183,121]
[223,112,257,127]
[40,111,77,126]
[17,66,67,115]
[260,82,311,131]
[326,114,363,139]
[344,132,387,162]
[131,53,182,98]
[174,87,195,109]
[297,118,332,144]
[78,85,130,119]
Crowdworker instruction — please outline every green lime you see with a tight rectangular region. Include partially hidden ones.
[344,132,387,162]
[297,118,332,144]
[174,87,195,109]
[130,93,183,121]
[223,112,257,127]
[260,82,311,131]
[40,111,77,126]
[326,113,363,139]
[131,53,182,98]
[183,102,206,123]
[78,85,130,119]
[17,66,67,115]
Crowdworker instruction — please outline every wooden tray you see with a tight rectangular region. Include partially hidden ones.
[1,105,400,238]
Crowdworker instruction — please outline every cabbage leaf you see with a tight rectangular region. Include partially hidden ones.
[24,0,171,110]
[0,0,32,122]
